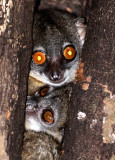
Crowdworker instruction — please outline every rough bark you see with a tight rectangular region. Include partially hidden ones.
[0,0,35,159]
[60,0,115,160]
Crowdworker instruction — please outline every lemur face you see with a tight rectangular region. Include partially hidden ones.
[25,98,57,132]
[30,9,86,87]
[25,86,69,142]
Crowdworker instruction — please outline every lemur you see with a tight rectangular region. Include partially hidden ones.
[22,86,70,160]
[28,8,86,94]
[25,86,70,142]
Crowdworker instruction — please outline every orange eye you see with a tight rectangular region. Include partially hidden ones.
[63,46,76,60]
[43,110,54,124]
[40,87,48,96]
[33,52,46,65]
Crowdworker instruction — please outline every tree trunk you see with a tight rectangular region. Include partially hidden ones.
[60,0,115,160]
[0,0,35,159]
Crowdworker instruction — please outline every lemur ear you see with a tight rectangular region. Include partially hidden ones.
[75,18,87,47]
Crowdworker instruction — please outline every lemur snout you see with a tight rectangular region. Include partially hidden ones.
[48,62,63,82]
[50,70,60,81]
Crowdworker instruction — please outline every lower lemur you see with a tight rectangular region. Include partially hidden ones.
[25,86,70,142]
[22,86,70,160]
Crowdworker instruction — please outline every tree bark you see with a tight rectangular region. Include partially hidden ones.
[60,0,115,160]
[0,0,35,159]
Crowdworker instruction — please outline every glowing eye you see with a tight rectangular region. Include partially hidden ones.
[43,110,54,124]
[63,46,76,60]
[40,87,48,96]
[33,52,46,65]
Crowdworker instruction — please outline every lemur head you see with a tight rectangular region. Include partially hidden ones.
[25,86,70,142]
[30,9,86,87]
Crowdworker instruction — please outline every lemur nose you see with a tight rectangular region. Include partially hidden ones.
[48,61,62,81]
[50,71,60,81]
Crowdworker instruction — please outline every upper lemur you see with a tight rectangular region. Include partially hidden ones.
[29,8,86,90]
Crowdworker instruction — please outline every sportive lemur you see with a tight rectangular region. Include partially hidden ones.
[29,8,86,91]
[25,86,70,142]
[22,86,70,160]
